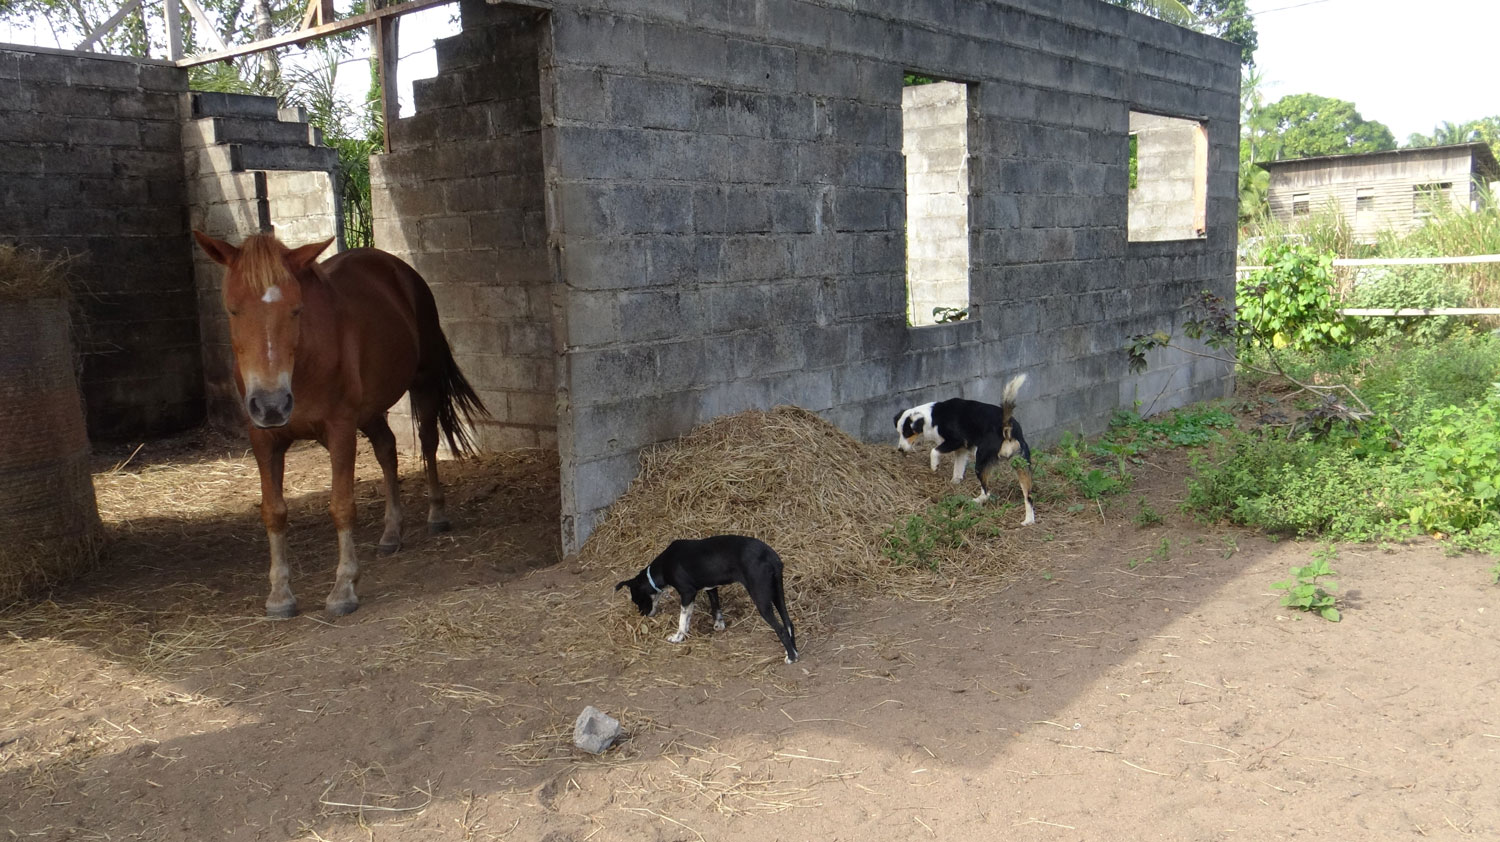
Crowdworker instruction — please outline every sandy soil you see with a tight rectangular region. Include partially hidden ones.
[2,428,1498,841]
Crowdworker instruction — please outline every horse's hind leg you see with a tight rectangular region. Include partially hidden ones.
[410,388,450,534]
[362,417,404,555]
[251,433,296,618]
[325,421,362,616]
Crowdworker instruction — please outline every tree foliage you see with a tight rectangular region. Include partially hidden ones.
[1260,93,1397,160]
[1406,116,1500,166]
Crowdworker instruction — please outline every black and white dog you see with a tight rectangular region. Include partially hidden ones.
[616,535,799,663]
[894,373,1036,525]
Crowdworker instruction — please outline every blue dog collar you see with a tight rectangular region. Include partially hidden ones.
[644,565,662,593]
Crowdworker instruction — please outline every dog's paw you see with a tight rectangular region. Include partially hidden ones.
[784,653,798,664]
[713,619,726,631]
[667,632,686,644]
[972,492,990,504]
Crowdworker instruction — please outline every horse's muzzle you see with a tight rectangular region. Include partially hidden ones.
[246,388,294,428]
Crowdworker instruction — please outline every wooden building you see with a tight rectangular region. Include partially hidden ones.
[1260,143,1500,240]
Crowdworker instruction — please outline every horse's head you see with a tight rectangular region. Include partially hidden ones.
[192,231,333,429]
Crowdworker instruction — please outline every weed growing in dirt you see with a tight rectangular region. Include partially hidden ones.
[1271,545,1341,622]
[1186,335,1500,552]
[882,496,1010,570]
[1129,537,1172,569]
[1035,405,1234,505]
[1132,497,1163,527]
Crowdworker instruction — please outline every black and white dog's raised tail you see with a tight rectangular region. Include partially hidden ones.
[616,535,799,663]
[894,373,1037,525]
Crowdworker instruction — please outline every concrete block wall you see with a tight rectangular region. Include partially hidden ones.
[541,0,1240,550]
[266,170,338,248]
[0,47,202,441]
[369,1,555,454]
[1128,111,1206,241]
[902,80,971,327]
[183,91,340,429]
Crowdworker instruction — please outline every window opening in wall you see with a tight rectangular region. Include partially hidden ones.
[1126,111,1208,242]
[1413,182,1452,217]
[902,75,973,327]
[1291,192,1311,216]
[1355,187,1375,214]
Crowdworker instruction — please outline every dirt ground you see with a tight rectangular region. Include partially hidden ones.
[3,424,1498,841]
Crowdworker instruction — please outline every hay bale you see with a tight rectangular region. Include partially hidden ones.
[0,245,102,604]
[578,406,978,599]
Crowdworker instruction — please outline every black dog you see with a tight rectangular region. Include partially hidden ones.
[616,535,798,663]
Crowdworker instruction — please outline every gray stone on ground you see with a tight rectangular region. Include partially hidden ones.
[573,705,623,754]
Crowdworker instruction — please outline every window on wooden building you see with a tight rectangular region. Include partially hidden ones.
[1291,193,1310,216]
[1413,182,1452,218]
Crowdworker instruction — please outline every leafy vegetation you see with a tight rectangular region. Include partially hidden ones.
[1271,545,1341,622]
[1034,404,1235,505]
[1236,244,1355,352]
[1257,94,1397,160]
[882,497,1010,570]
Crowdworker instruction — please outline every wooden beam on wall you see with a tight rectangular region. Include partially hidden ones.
[373,14,400,153]
[177,0,452,67]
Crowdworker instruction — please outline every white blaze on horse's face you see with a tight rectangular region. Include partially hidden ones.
[192,231,329,429]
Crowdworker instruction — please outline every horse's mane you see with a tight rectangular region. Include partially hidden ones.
[233,234,295,295]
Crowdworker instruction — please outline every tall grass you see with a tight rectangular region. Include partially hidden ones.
[1374,202,1500,307]
[1243,197,1500,308]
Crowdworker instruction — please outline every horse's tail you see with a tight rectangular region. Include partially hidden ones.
[429,333,489,458]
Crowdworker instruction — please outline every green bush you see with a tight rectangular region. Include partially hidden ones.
[1343,264,1472,343]
[1405,392,1500,533]
[1236,244,1356,353]
[1186,432,1410,539]
[1356,332,1500,425]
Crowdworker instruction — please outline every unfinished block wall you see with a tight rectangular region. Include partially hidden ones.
[0,47,201,440]
[533,0,1240,548]
[370,2,555,453]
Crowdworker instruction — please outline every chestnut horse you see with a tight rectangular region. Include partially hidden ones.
[193,231,487,618]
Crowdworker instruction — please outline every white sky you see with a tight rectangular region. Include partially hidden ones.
[1246,0,1500,141]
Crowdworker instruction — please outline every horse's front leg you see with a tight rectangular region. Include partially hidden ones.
[325,422,362,616]
[252,433,296,618]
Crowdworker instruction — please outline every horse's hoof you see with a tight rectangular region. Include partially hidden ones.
[266,602,297,620]
[428,520,451,535]
[377,541,401,556]
[325,599,359,617]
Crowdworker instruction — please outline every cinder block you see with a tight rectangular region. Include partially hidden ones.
[607,75,697,131]
[643,24,729,81]
[553,10,647,73]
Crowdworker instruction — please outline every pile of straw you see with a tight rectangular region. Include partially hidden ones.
[0,243,100,605]
[0,243,73,301]
[577,406,1039,601]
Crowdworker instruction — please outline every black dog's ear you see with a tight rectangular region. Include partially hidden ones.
[893,411,902,428]
[615,580,629,592]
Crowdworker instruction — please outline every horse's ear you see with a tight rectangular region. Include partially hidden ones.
[286,237,335,271]
[193,230,239,266]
